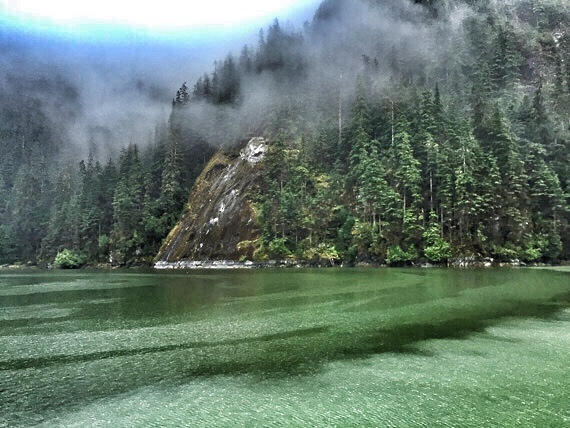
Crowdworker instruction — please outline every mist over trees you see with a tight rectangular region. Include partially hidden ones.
[1,0,569,266]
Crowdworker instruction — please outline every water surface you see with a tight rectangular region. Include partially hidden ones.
[1,268,569,426]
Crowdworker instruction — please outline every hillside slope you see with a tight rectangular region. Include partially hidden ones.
[155,138,266,265]
[157,0,570,266]
[1,0,569,266]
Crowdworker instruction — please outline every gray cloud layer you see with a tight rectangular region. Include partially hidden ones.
[1,0,479,159]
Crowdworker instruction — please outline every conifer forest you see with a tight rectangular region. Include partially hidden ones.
[1,0,569,266]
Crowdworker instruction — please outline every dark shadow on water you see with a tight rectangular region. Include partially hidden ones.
[0,326,331,371]
[2,270,569,422]
[3,299,565,375]
[2,295,569,427]
[0,315,76,329]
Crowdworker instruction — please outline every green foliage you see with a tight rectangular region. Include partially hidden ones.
[0,225,13,264]
[2,0,570,266]
[386,245,418,266]
[423,212,452,263]
[53,249,85,269]
[253,245,270,262]
[98,235,110,260]
[490,243,521,262]
[424,241,452,264]
[303,243,340,265]
[351,219,376,260]
[267,238,293,259]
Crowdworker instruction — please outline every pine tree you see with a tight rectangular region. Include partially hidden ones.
[392,124,422,217]
[77,151,105,260]
[525,142,566,261]
[8,163,52,262]
[491,23,522,89]
[483,107,528,255]
[42,165,80,260]
[111,145,146,264]
[348,77,373,183]
[216,54,240,104]
[239,45,254,74]
[173,82,190,106]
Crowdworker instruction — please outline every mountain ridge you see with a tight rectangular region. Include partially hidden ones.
[1,0,569,266]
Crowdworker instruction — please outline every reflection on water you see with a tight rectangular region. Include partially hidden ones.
[0,268,569,426]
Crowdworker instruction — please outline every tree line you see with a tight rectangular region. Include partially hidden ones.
[0,105,214,265]
[255,77,568,264]
[0,0,569,266]
[249,0,570,264]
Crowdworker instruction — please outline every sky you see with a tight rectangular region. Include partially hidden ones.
[1,0,318,39]
[0,0,320,157]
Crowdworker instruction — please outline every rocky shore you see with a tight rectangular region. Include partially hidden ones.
[153,257,562,270]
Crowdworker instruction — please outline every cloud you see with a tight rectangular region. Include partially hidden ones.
[1,0,477,160]
[2,0,318,31]
[0,0,321,159]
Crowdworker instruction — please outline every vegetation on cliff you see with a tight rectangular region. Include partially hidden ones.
[155,137,265,263]
[1,0,569,266]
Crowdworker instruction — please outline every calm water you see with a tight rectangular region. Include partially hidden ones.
[1,268,569,427]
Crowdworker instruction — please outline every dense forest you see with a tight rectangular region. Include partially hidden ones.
[1,0,569,266]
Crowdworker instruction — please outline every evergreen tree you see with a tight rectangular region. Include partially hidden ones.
[41,166,80,260]
[525,142,566,261]
[239,45,254,74]
[484,107,528,255]
[491,23,522,89]
[216,54,241,104]
[8,164,52,262]
[111,145,146,264]
[77,151,105,260]
[174,82,190,106]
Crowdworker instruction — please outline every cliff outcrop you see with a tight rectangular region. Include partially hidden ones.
[154,137,266,267]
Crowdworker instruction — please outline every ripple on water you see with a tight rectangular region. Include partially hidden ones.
[0,304,74,321]
[2,269,569,427]
[28,312,570,428]
[0,279,151,296]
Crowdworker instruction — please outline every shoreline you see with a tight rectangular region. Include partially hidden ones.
[153,259,322,269]
[153,258,570,270]
[2,260,568,271]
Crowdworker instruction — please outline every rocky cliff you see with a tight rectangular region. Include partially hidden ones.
[154,138,266,267]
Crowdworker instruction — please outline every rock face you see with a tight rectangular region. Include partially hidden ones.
[154,138,266,266]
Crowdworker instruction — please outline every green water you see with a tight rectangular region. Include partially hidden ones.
[1,268,569,427]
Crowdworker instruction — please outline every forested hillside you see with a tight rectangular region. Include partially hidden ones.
[1,0,569,266]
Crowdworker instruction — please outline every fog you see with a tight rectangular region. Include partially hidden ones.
[0,1,319,159]
[170,0,478,149]
[0,0,480,160]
